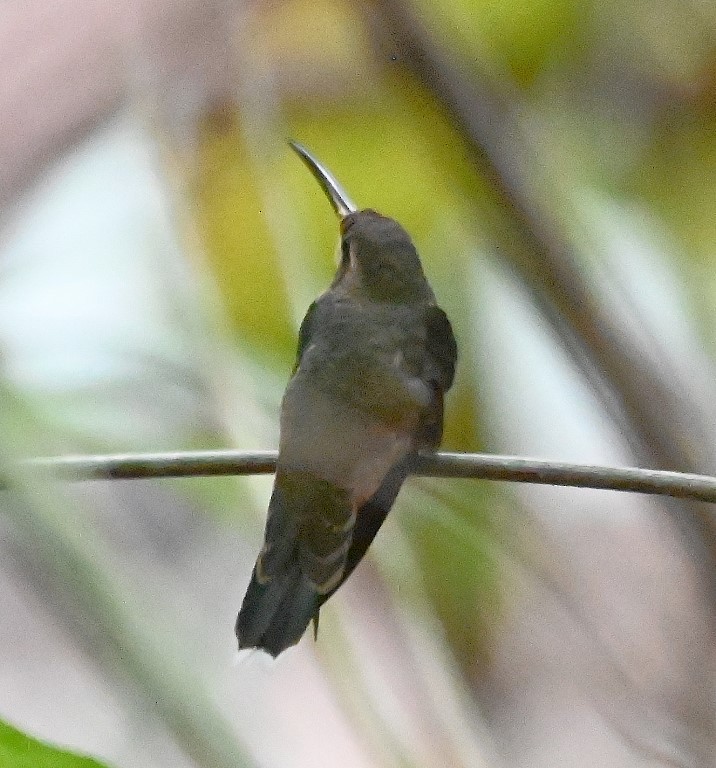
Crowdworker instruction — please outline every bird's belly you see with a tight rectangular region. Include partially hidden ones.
[278,382,415,505]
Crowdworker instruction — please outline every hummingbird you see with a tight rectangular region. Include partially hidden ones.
[236,142,457,656]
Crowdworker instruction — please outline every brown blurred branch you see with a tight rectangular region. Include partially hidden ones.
[19,449,716,504]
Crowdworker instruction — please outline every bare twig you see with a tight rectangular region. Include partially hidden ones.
[18,450,716,505]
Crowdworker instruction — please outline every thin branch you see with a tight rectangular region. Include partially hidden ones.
[20,450,716,504]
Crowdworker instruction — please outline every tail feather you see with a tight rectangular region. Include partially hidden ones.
[237,455,415,655]
[236,563,319,657]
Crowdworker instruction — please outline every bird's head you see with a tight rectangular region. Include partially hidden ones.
[336,210,432,303]
[290,141,434,304]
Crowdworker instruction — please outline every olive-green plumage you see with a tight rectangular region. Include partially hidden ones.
[236,144,457,656]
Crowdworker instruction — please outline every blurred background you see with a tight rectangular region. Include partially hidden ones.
[1,0,716,766]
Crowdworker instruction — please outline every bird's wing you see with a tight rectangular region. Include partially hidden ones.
[424,305,457,391]
[416,305,457,449]
[292,300,319,373]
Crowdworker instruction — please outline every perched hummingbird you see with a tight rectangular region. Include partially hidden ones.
[236,142,457,656]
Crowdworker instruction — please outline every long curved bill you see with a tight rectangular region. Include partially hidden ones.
[289,141,357,218]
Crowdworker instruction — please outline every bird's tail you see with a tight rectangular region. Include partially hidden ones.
[236,562,318,657]
[236,456,416,655]
[236,471,352,656]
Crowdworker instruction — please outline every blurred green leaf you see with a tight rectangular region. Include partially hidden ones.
[413,0,584,82]
[401,482,502,668]
[192,112,297,369]
[0,720,109,768]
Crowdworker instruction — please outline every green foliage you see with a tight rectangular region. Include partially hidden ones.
[0,720,109,768]
[415,0,585,82]
[192,116,297,368]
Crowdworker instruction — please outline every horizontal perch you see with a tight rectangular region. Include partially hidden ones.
[19,450,716,504]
